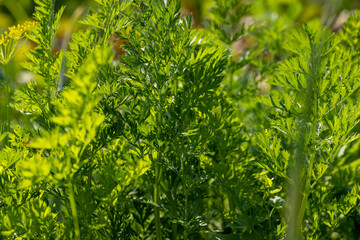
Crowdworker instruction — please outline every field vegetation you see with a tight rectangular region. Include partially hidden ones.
[1,0,360,239]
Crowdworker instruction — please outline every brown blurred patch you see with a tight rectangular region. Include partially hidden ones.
[110,34,127,59]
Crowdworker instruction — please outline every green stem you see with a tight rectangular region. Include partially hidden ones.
[4,63,10,146]
[287,135,305,240]
[287,40,319,240]
[69,180,81,240]
[154,162,162,240]
[300,40,319,224]
[88,170,92,239]
[297,153,314,225]
[171,201,178,240]
[184,190,188,240]
[180,152,188,240]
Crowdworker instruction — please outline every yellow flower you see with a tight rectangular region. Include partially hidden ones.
[7,21,37,40]
[0,21,37,65]
[0,34,7,45]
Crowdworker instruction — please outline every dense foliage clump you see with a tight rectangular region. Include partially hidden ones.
[1,0,360,239]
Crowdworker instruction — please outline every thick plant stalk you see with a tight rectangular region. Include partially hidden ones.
[66,127,82,240]
[69,179,81,240]
[287,41,319,240]
[287,127,306,240]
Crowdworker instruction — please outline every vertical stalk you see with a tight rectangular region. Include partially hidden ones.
[180,152,188,240]
[4,63,10,146]
[170,173,178,240]
[287,126,306,240]
[287,41,319,240]
[69,179,81,240]
[171,195,178,240]
[68,154,80,240]
[88,170,93,240]
[46,0,55,105]
[298,42,319,231]
[154,161,162,240]
[184,190,188,240]
[154,98,164,240]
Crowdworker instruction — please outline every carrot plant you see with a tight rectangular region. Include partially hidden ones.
[0,21,36,147]
[1,0,360,239]
[257,21,360,239]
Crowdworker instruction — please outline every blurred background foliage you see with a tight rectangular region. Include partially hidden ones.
[1,0,360,129]
[1,0,360,46]
[182,0,360,26]
[1,0,360,28]
[1,0,360,61]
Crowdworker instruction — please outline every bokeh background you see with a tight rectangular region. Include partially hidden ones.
[1,0,360,28]
[1,0,360,125]
[1,0,360,58]
[1,0,360,64]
